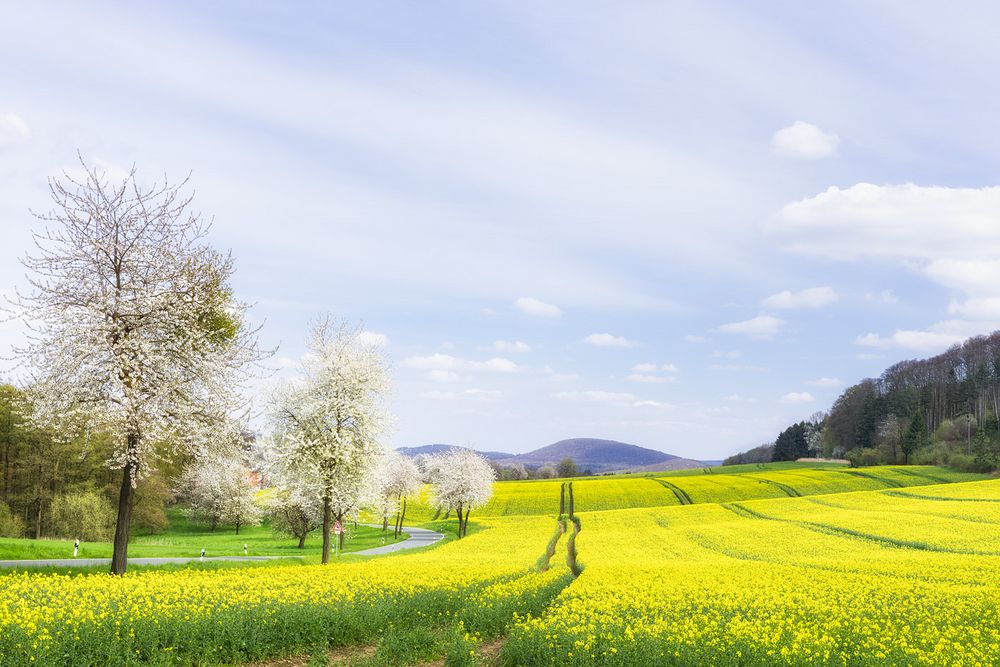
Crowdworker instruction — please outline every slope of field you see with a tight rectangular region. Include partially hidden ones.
[395,465,984,521]
[503,479,1000,665]
[0,514,572,665]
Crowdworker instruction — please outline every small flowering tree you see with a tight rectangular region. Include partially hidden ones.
[266,485,323,548]
[426,449,494,538]
[12,159,266,573]
[375,450,422,538]
[178,455,262,534]
[268,318,390,562]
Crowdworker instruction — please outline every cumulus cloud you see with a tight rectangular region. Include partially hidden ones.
[770,121,839,159]
[780,391,815,404]
[514,296,563,318]
[419,388,501,401]
[855,330,965,353]
[710,363,768,372]
[403,353,520,373]
[806,377,842,388]
[631,362,678,373]
[0,113,29,147]
[772,183,1000,261]
[427,370,459,382]
[626,373,672,384]
[716,315,785,339]
[492,340,531,353]
[865,290,899,305]
[553,390,637,404]
[357,331,389,347]
[762,287,838,309]
[583,333,635,347]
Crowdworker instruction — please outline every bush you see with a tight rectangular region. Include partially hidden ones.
[947,453,993,474]
[847,447,884,467]
[0,501,24,538]
[50,490,115,541]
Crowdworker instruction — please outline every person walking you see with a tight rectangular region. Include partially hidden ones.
[200,548,205,562]
[73,538,79,558]
[243,543,248,556]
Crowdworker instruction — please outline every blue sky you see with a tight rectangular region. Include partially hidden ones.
[3,1,1000,459]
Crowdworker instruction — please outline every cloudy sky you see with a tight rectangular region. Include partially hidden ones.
[3,1,1000,459]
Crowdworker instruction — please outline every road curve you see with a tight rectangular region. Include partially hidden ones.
[0,555,283,568]
[0,527,446,568]
[348,525,445,556]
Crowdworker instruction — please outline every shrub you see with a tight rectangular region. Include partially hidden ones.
[847,448,883,467]
[49,490,115,541]
[0,501,24,538]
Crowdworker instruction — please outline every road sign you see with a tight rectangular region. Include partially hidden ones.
[333,520,342,535]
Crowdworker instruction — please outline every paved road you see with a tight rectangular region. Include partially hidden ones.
[0,526,446,568]
[0,555,284,568]
[348,526,445,556]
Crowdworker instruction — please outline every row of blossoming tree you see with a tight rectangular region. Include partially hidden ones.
[11,158,494,573]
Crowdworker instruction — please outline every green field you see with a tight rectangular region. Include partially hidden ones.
[0,510,401,563]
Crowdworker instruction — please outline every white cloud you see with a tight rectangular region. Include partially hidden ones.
[806,377,842,388]
[631,362,678,373]
[583,333,636,347]
[780,391,815,404]
[0,113,30,147]
[710,363,768,372]
[716,315,785,339]
[770,121,839,160]
[427,370,459,383]
[403,353,520,373]
[419,388,501,401]
[724,394,755,402]
[514,297,563,318]
[626,373,672,384]
[553,390,637,404]
[357,331,389,347]
[491,340,531,353]
[772,183,1000,261]
[865,290,899,305]
[684,334,709,343]
[710,350,741,359]
[855,329,965,353]
[762,286,838,309]
[632,400,675,408]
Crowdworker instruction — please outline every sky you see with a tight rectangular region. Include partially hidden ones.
[3,1,1000,460]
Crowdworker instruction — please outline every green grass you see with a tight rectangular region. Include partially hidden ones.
[0,509,405,562]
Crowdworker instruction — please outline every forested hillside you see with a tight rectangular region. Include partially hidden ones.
[730,332,1000,471]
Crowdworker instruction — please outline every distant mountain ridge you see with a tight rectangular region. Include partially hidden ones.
[398,438,708,474]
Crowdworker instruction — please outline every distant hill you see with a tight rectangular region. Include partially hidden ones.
[395,444,515,461]
[398,438,708,474]
[498,438,703,474]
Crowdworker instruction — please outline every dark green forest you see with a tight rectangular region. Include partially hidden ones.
[727,332,1000,471]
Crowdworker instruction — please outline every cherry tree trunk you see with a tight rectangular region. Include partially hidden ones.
[111,433,139,575]
[321,496,332,564]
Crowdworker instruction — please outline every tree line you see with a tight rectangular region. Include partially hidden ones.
[726,334,1000,471]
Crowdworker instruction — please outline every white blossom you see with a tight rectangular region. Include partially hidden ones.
[426,448,495,538]
[267,317,391,561]
[10,159,267,572]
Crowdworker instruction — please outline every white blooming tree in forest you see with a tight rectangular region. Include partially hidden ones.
[374,450,422,538]
[178,455,262,534]
[267,318,390,562]
[12,159,265,574]
[265,484,324,549]
[426,449,495,538]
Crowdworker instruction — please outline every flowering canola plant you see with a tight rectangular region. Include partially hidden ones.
[503,479,1000,665]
